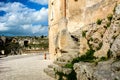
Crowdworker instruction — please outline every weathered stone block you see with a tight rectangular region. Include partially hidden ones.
[111,34,120,58]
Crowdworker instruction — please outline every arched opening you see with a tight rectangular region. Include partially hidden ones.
[24,40,29,47]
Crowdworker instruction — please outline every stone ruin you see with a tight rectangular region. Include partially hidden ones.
[45,0,120,80]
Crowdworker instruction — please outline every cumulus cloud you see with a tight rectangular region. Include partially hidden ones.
[0,2,48,36]
[0,23,9,31]
[29,0,48,5]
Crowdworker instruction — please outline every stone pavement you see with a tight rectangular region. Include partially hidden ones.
[0,54,54,80]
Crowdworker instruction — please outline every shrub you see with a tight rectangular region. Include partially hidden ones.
[79,49,95,62]
[96,19,102,25]
[65,49,95,65]
[106,22,111,28]
[5,42,21,55]
[99,57,108,61]
[107,14,113,21]
[67,70,77,80]
[56,70,77,80]
[114,78,118,80]
[63,49,96,80]
[97,42,103,50]
[90,37,93,41]
[82,31,87,37]
[104,22,111,29]
[55,72,66,80]
[65,63,73,68]
[57,63,77,80]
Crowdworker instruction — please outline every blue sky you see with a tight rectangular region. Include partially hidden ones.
[0,0,48,36]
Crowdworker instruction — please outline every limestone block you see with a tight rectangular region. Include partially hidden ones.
[56,52,79,63]
[62,76,67,80]
[96,27,106,35]
[79,38,89,55]
[93,61,118,80]
[111,34,120,58]
[73,60,120,80]
[94,29,110,57]
[74,62,94,80]
[111,61,120,72]
[54,66,72,75]
[44,68,56,78]
[114,72,120,80]
[90,32,103,50]
[62,68,72,75]
[57,18,78,52]
[94,69,114,80]
[115,4,120,15]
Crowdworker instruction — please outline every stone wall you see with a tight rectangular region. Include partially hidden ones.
[49,0,120,60]
[45,2,120,80]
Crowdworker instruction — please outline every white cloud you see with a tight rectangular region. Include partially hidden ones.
[0,23,9,31]
[0,2,48,36]
[22,24,31,30]
[29,0,48,5]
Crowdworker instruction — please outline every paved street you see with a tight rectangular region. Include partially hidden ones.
[0,54,54,80]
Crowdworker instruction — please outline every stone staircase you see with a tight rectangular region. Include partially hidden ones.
[44,34,80,79]
[44,52,78,79]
